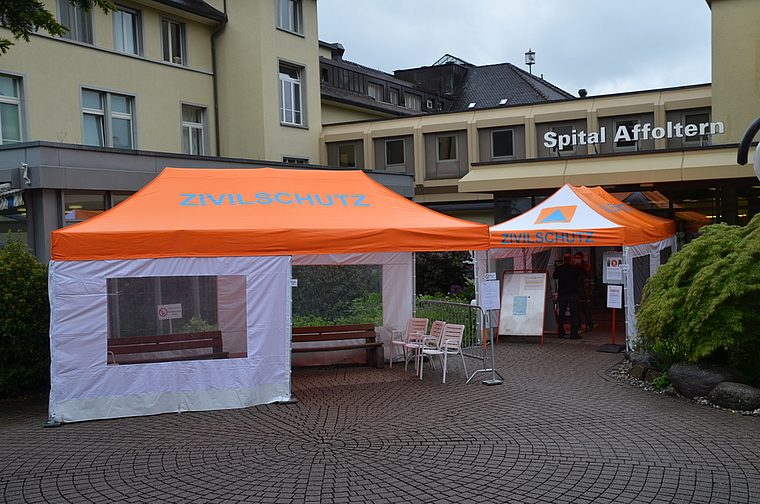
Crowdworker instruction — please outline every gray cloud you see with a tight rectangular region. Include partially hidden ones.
[317,0,712,97]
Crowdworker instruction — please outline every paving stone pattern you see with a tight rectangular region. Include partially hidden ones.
[2,324,760,503]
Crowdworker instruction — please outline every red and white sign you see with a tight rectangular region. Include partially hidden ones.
[157,303,182,320]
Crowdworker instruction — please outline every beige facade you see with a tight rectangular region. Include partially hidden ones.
[321,0,760,229]
[709,0,760,144]
[211,0,322,162]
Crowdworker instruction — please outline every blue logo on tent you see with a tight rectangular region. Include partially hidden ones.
[534,206,577,224]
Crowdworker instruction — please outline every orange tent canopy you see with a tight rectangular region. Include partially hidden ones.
[52,168,491,261]
[490,184,675,248]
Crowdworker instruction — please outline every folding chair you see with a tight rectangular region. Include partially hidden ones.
[420,323,467,383]
[389,318,428,369]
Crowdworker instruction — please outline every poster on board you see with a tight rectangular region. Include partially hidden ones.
[498,272,547,336]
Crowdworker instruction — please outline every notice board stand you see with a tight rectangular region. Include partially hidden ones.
[498,270,550,345]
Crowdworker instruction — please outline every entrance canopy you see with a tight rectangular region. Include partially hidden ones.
[490,184,675,249]
[52,167,490,261]
[487,184,676,348]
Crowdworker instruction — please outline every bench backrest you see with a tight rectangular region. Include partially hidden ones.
[292,323,376,343]
[108,331,224,355]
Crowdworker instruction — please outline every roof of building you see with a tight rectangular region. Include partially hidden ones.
[321,85,420,117]
[449,62,576,110]
[151,0,226,22]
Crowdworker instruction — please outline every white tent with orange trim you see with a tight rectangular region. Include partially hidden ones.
[48,167,490,423]
[486,184,676,346]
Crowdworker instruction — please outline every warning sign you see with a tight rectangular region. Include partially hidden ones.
[157,303,182,320]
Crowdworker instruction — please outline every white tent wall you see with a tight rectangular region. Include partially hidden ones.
[624,235,678,349]
[292,252,413,364]
[48,256,291,423]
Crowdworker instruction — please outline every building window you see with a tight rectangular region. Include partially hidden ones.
[389,88,399,105]
[614,119,639,151]
[181,105,205,155]
[492,129,514,158]
[0,75,22,145]
[161,18,185,65]
[82,89,134,149]
[283,156,309,164]
[404,93,421,111]
[338,144,356,167]
[684,112,711,146]
[114,6,141,55]
[368,82,384,101]
[275,0,303,35]
[279,63,303,126]
[551,124,575,156]
[58,0,93,43]
[64,192,106,224]
[385,139,405,166]
[437,135,458,162]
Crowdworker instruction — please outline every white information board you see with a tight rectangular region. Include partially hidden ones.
[607,285,623,309]
[603,251,624,284]
[498,272,547,336]
[481,279,501,311]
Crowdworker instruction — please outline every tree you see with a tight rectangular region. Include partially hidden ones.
[0,233,49,398]
[637,213,760,379]
[415,251,473,298]
[0,0,115,54]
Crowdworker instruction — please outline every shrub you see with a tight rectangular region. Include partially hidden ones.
[416,251,473,297]
[637,213,760,381]
[0,233,50,398]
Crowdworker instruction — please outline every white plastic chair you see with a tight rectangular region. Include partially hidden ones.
[409,320,446,374]
[389,317,428,369]
[420,323,467,383]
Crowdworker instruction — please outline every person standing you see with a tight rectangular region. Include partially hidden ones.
[553,253,586,339]
[574,251,595,331]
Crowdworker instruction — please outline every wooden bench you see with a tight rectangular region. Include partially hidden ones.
[292,323,384,368]
[107,331,229,365]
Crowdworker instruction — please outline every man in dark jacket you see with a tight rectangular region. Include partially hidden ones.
[553,253,586,339]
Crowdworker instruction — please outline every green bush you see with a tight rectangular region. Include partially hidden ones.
[0,233,50,398]
[415,251,473,297]
[637,213,760,380]
[174,315,217,334]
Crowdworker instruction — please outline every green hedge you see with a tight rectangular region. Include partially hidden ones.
[0,234,50,398]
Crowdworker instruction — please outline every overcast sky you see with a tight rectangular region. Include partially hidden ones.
[317,0,712,98]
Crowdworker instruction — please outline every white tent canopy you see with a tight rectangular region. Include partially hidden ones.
[486,184,677,346]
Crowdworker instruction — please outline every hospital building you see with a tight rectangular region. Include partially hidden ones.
[0,0,758,262]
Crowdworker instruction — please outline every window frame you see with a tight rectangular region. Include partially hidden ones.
[614,118,640,152]
[436,134,458,163]
[683,111,712,146]
[180,103,206,156]
[550,124,576,156]
[368,82,384,101]
[275,0,304,35]
[491,128,515,159]
[114,5,142,55]
[282,156,309,164]
[279,62,305,126]
[385,138,405,167]
[0,74,23,145]
[58,0,94,44]
[404,93,422,111]
[81,88,136,150]
[337,143,356,167]
[161,17,186,65]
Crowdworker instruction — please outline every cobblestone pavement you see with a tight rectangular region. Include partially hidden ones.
[2,318,760,503]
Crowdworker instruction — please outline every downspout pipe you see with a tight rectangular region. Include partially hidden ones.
[211,0,228,158]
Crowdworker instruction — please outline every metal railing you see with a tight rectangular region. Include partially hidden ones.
[415,299,503,384]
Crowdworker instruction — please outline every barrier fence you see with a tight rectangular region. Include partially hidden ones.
[415,299,503,385]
